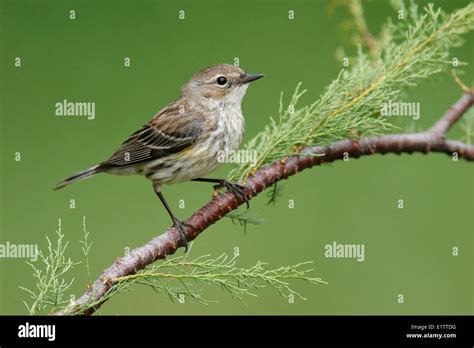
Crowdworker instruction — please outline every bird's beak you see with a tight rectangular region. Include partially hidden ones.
[240,73,264,84]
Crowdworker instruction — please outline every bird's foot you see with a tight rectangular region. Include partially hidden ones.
[172,218,195,252]
[213,180,249,209]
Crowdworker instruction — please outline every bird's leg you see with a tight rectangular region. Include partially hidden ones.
[191,178,249,209]
[153,182,190,252]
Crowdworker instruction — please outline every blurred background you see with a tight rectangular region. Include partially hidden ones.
[0,0,472,315]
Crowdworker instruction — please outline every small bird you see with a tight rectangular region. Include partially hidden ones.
[55,64,263,250]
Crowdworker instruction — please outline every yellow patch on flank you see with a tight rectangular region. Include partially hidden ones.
[180,145,195,155]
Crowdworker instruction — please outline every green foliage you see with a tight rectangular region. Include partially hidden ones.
[460,108,474,144]
[19,219,79,315]
[79,216,93,287]
[228,2,474,183]
[96,245,326,308]
[22,221,324,315]
[266,182,285,206]
[225,210,264,233]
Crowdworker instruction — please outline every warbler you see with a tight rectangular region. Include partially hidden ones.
[55,64,263,249]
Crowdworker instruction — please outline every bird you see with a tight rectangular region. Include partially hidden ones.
[54,64,264,250]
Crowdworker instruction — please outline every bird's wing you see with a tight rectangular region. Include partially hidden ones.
[103,100,204,167]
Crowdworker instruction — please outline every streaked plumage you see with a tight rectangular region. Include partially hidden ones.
[54,64,263,249]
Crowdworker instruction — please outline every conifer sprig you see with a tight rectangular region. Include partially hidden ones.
[228,2,474,182]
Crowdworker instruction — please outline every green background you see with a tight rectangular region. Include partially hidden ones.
[0,0,472,315]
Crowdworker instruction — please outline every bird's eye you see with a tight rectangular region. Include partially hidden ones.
[216,76,227,85]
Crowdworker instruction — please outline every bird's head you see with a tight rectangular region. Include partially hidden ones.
[182,64,264,107]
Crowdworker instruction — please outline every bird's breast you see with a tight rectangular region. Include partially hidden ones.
[208,105,245,151]
[142,105,245,184]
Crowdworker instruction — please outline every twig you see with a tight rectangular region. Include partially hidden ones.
[451,70,472,94]
[347,0,379,56]
[55,92,474,315]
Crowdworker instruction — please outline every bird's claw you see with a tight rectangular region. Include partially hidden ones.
[214,180,250,209]
[172,219,195,252]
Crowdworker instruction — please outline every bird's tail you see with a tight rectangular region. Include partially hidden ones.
[54,164,105,190]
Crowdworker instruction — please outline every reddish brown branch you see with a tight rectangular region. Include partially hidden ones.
[56,92,474,316]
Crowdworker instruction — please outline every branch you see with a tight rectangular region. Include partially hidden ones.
[56,92,474,315]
